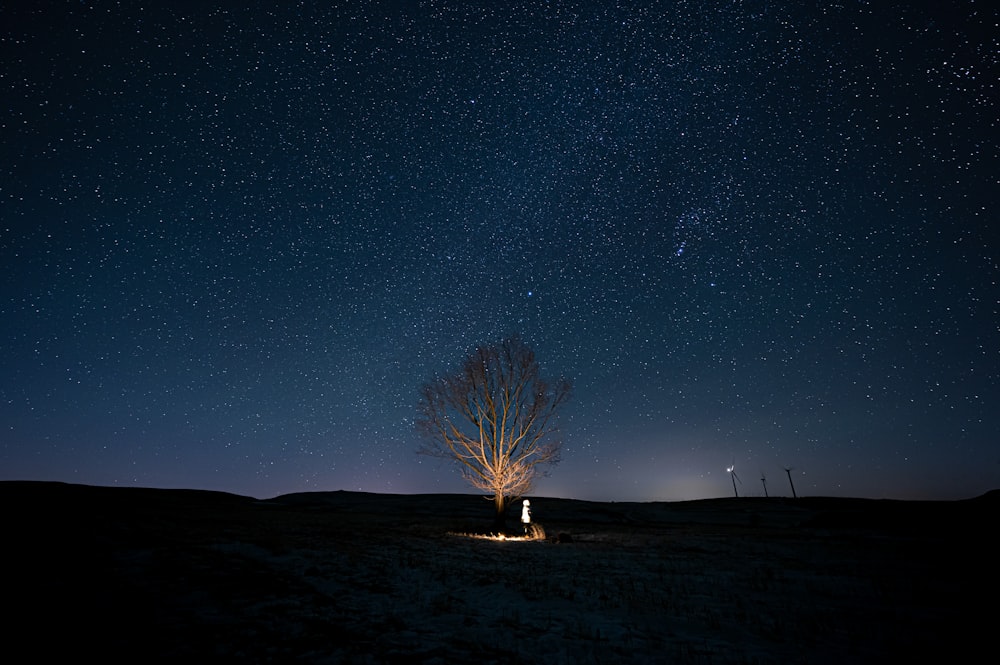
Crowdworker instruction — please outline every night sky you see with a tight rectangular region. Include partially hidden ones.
[2,1,997,502]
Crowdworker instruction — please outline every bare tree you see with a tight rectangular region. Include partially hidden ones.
[417,335,571,530]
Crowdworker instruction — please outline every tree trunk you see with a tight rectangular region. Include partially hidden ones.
[492,494,507,533]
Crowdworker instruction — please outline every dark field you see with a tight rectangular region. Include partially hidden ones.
[4,481,994,663]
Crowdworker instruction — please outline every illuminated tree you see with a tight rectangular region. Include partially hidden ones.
[417,335,571,530]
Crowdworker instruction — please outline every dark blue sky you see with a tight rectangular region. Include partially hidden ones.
[2,1,996,501]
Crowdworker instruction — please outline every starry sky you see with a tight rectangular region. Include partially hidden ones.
[2,1,997,502]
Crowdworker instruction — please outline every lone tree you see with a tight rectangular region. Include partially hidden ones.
[417,335,571,531]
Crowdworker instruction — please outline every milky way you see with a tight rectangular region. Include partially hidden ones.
[2,1,996,500]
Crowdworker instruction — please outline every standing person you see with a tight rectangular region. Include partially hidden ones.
[521,499,531,535]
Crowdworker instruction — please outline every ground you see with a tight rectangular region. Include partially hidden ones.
[4,481,993,664]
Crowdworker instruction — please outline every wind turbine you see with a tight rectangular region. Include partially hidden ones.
[760,472,768,498]
[727,464,742,498]
[784,466,798,499]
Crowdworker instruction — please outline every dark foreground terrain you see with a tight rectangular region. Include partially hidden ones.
[4,481,995,663]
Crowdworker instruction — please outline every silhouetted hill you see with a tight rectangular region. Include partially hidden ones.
[1,480,993,663]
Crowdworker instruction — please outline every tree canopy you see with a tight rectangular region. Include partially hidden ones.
[416,335,571,526]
